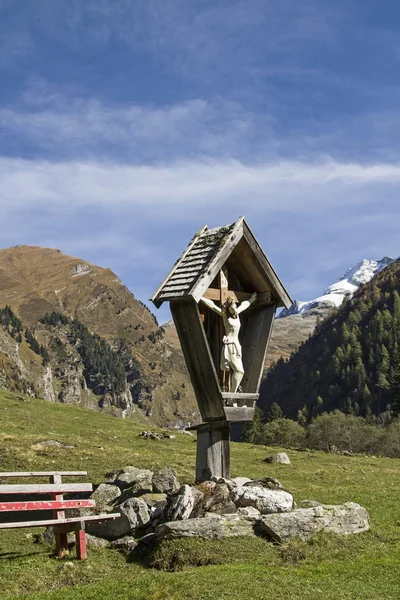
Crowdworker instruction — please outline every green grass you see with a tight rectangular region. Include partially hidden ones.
[1,388,400,599]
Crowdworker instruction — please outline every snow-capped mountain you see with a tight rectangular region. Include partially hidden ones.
[278,257,395,318]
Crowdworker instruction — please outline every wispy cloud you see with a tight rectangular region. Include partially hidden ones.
[0,90,265,161]
[3,156,400,211]
[3,86,400,165]
[0,155,399,316]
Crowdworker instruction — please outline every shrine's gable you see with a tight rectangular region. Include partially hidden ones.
[151,217,292,309]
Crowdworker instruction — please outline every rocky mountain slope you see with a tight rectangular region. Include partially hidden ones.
[279,257,394,318]
[266,257,395,370]
[0,246,197,427]
[259,258,400,420]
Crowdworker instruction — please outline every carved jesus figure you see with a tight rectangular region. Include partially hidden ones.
[200,292,257,393]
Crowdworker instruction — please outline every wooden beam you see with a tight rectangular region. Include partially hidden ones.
[54,521,86,533]
[222,392,259,407]
[220,267,229,305]
[227,238,272,292]
[0,500,96,512]
[191,218,245,303]
[195,422,230,482]
[186,420,228,432]
[224,407,255,422]
[221,392,259,402]
[51,474,65,529]
[170,298,225,420]
[203,289,274,306]
[0,513,120,530]
[75,528,87,560]
[0,472,87,477]
[203,289,253,303]
[257,291,274,306]
[240,304,276,394]
[0,483,93,494]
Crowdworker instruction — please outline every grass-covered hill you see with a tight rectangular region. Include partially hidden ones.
[259,258,400,421]
[1,387,400,600]
[0,245,196,427]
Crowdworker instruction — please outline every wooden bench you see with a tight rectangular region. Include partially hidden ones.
[0,471,120,560]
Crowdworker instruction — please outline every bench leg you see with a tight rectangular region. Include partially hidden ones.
[75,529,87,560]
[55,532,69,558]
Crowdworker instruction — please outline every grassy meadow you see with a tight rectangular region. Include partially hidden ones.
[0,388,400,599]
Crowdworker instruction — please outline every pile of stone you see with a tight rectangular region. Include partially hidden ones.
[138,431,176,440]
[84,466,369,549]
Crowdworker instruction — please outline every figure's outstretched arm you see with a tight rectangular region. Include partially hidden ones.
[236,292,258,315]
[200,296,223,316]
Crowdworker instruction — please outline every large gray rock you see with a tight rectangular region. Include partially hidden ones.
[112,466,154,494]
[210,476,235,491]
[208,501,237,515]
[91,483,121,512]
[234,485,293,514]
[110,536,138,551]
[86,497,150,540]
[120,497,150,529]
[264,452,291,465]
[259,502,369,542]
[155,514,257,540]
[165,485,204,521]
[139,493,168,522]
[139,493,168,509]
[199,483,231,514]
[244,477,285,491]
[237,506,261,519]
[232,477,252,487]
[85,534,109,548]
[152,467,180,494]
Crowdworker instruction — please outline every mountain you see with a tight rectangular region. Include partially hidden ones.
[265,257,396,371]
[0,246,197,427]
[165,258,396,374]
[278,257,395,318]
[259,258,400,420]
[264,312,319,369]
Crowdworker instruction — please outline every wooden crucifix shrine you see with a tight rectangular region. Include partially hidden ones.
[151,217,292,482]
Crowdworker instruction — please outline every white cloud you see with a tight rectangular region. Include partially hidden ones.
[3,85,400,165]
[2,156,400,211]
[0,92,259,161]
[0,154,398,314]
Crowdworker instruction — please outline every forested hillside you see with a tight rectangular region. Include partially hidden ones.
[0,245,196,426]
[259,259,400,421]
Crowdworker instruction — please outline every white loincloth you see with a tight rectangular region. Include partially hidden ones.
[220,338,244,373]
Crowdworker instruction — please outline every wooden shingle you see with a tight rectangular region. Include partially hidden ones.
[150,217,292,309]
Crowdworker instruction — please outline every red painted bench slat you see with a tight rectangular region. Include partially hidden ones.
[0,483,93,494]
[0,499,96,512]
[0,472,88,477]
[0,513,120,529]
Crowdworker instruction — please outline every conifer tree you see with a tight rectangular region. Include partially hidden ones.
[268,402,283,422]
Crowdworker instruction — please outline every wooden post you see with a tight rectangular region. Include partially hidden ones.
[220,267,229,305]
[75,528,87,560]
[190,421,231,482]
[50,474,69,557]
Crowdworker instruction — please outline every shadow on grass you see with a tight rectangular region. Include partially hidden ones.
[0,549,46,559]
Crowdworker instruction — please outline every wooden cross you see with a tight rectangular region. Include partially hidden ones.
[203,267,274,306]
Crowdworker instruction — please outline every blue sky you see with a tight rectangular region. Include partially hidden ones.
[1,0,400,323]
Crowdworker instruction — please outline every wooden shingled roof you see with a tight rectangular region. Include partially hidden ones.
[151,217,292,309]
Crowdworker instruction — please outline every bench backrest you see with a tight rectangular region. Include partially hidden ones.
[0,471,95,515]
